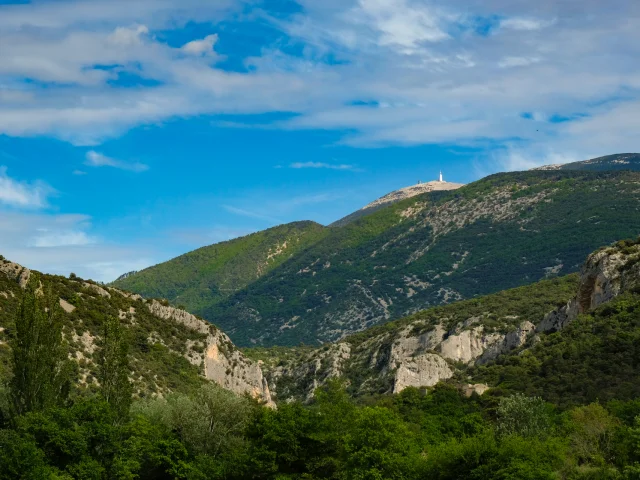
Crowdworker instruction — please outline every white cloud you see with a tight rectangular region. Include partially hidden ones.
[500,17,555,31]
[290,161,359,170]
[85,151,149,172]
[0,167,51,208]
[29,230,97,248]
[0,209,155,282]
[182,34,219,56]
[498,56,541,68]
[0,0,636,165]
[108,24,149,47]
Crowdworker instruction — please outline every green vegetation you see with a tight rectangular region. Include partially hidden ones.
[553,153,640,172]
[6,365,640,479]
[0,267,208,399]
[471,291,640,408]
[9,275,74,416]
[205,170,640,347]
[259,273,580,400]
[112,221,327,316]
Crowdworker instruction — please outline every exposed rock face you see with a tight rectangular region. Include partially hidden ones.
[393,354,453,392]
[478,321,536,365]
[538,242,640,333]
[0,260,31,288]
[147,300,274,407]
[463,384,490,397]
[439,327,502,364]
[203,331,275,408]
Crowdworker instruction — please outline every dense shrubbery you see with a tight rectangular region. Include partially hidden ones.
[471,292,640,408]
[5,381,640,479]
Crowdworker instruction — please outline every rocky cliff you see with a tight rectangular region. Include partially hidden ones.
[259,238,640,402]
[0,258,274,407]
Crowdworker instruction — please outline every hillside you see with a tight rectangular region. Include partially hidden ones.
[0,258,273,406]
[250,237,640,405]
[210,169,640,346]
[112,221,327,314]
[533,152,640,172]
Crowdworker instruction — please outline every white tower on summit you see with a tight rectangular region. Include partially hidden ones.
[439,171,443,182]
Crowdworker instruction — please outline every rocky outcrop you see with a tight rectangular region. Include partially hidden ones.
[462,383,490,397]
[393,353,453,392]
[538,242,640,333]
[0,260,31,288]
[478,321,536,364]
[439,327,502,364]
[147,300,275,407]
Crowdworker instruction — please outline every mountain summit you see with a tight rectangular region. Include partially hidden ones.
[332,177,464,227]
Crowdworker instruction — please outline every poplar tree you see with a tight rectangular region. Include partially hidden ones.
[99,315,132,420]
[9,274,73,415]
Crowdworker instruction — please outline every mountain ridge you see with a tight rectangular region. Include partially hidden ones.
[112,154,640,348]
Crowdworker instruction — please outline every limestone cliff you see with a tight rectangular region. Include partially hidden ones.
[148,301,274,407]
[0,258,274,407]
[264,239,640,402]
[538,240,640,332]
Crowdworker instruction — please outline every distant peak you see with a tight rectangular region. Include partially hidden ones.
[361,180,465,211]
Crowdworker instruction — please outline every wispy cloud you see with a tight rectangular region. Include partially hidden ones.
[290,161,360,171]
[500,17,556,31]
[0,0,636,166]
[0,166,51,208]
[223,205,280,223]
[85,151,149,172]
[29,230,97,248]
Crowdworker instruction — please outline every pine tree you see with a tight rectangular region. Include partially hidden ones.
[99,315,132,421]
[9,274,73,416]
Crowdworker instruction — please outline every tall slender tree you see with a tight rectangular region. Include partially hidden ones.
[99,315,132,420]
[9,274,73,416]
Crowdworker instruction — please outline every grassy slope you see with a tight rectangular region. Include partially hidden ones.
[112,221,327,316]
[212,170,640,346]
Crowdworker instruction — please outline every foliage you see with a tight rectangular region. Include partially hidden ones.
[98,316,132,421]
[9,274,74,416]
[471,293,640,407]
[496,393,551,439]
[204,170,640,347]
[112,221,328,316]
[0,267,207,399]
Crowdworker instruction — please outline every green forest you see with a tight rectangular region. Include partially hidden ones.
[4,273,640,479]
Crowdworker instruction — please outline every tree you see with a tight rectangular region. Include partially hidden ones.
[99,316,132,421]
[9,274,73,416]
[496,394,551,439]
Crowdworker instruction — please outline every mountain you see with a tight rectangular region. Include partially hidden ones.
[331,179,464,227]
[113,220,327,314]
[210,169,640,347]
[112,155,640,348]
[251,237,640,405]
[0,258,274,406]
[533,152,640,172]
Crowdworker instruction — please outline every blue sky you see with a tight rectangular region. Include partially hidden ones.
[0,0,639,281]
